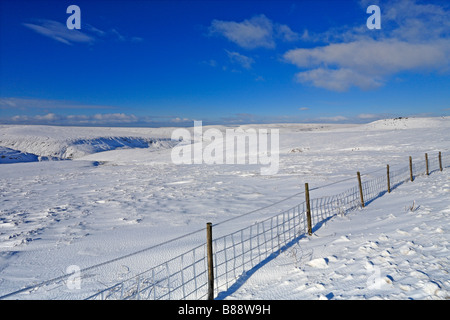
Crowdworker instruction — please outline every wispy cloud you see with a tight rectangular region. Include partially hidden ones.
[1,109,198,127]
[0,97,118,110]
[2,111,396,127]
[23,19,143,45]
[8,113,139,125]
[219,113,260,124]
[208,14,299,49]
[0,97,199,126]
[283,0,450,91]
[217,113,380,125]
[318,115,349,122]
[276,24,300,42]
[357,113,380,119]
[23,20,94,45]
[170,117,193,124]
[225,50,254,69]
[201,59,218,67]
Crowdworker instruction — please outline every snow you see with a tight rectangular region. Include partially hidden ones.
[0,125,177,160]
[0,146,38,164]
[224,169,450,300]
[0,116,449,300]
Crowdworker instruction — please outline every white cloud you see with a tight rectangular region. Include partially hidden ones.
[91,113,138,123]
[283,0,450,91]
[34,113,60,121]
[11,115,29,122]
[318,116,349,122]
[209,15,274,49]
[110,28,126,42]
[294,67,383,92]
[23,20,94,45]
[357,113,380,119]
[23,20,144,45]
[285,39,448,73]
[6,113,139,125]
[225,50,255,69]
[381,0,450,41]
[0,97,117,110]
[2,111,201,126]
[66,114,89,121]
[285,38,450,91]
[208,14,299,49]
[171,117,192,123]
[201,59,218,67]
[276,24,300,42]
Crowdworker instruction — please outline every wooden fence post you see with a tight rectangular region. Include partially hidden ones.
[425,153,429,175]
[439,152,443,171]
[206,222,214,300]
[387,164,391,193]
[357,172,365,208]
[409,156,414,182]
[305,183,312,236]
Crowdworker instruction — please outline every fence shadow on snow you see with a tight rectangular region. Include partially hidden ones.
[0,151,447,300]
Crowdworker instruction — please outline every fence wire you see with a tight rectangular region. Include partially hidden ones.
[212,202,307,296]
[87,243,209,300]
[87,151,448,300]
[1,151,448,300]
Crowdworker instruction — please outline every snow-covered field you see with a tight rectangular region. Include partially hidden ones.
[225,169,450,300]
[0,117,449,300]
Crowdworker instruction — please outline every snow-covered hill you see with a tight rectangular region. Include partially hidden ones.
[361,116,450,130]
[0,117,449,299]
[0,125,177,161]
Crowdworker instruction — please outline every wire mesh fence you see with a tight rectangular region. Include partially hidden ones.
[87,243,209,300]
[212,202,307,297]
[86,151,448,300]
[1,151,448,300]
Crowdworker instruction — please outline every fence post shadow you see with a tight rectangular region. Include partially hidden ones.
[390,180,406,192]
[215,215,336,300]
[214,157,445,300]
[215,232,307,300]
[364,190,388,207]
[3,150,446,300]
[428,168,441,175]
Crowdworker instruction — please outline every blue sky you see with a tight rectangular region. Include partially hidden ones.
[1,0,449,127]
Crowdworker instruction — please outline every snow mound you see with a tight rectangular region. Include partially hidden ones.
[363,116,450,130]
[306,258,329,269]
